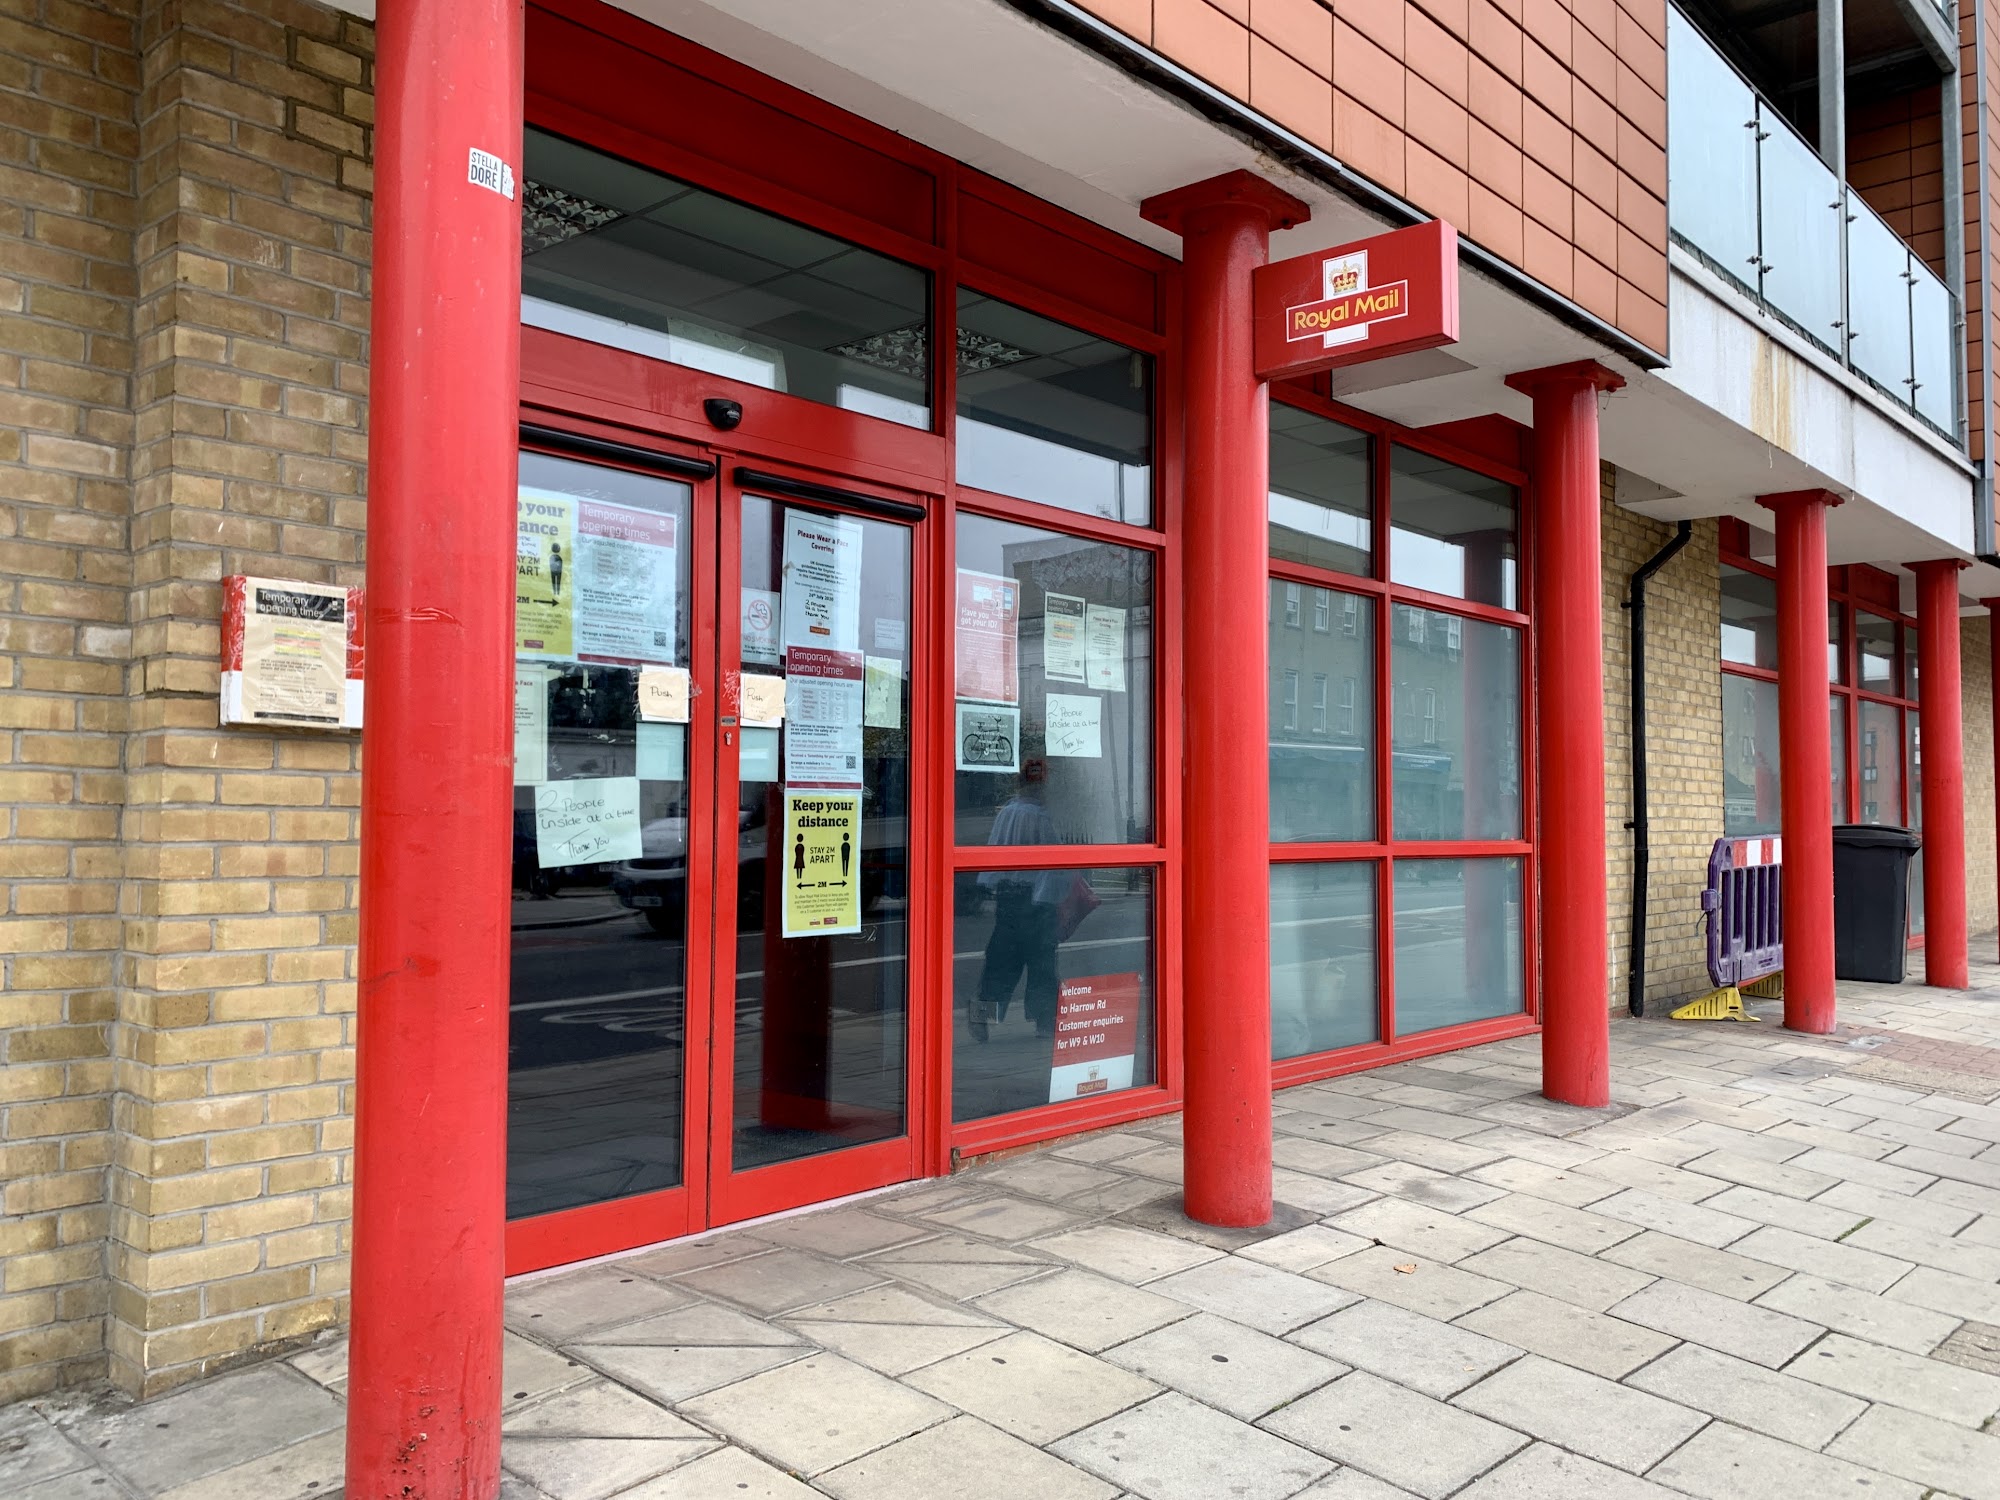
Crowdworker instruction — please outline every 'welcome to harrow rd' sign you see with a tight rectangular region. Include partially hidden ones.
[1252,218,1460,382]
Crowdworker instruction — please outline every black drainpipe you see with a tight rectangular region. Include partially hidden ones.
[1623,521,1694,1017]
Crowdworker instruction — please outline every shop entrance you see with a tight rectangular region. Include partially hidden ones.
[505,439,928,1270]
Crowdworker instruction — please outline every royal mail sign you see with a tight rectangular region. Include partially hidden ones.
[1252,218,1459,381]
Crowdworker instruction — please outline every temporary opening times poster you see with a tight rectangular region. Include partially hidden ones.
[517,487,679,666]
[1044,592,1086,684]
[784,646,864,786]
[1049,972,1142,1102]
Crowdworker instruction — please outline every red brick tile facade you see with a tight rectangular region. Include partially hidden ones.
[1081,0,1670,353]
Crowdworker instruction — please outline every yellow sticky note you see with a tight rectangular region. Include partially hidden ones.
[740,673,786,727]
[638,665,690,723]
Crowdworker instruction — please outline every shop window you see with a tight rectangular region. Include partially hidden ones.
[1858,700,1904,824]
[1270,582,1374,843]
[1720,675,1782,837]
[519,129,931,428]
[1269,403,1372,578]
[1391,607,1521,841]
[508,452,695,1219]
[954,290,1153,524]
[1719,565,1780,669]
[953,513,1154,846]
[1831,695,1850,824]
[1271,862,1378,1057]
[1907,715,1924,933]
[1857,613,1901,694]
[951,868,1156,1122]
[1829,602,1845,682]
[1393,858,1524,1034]
[1388,447,1518,608]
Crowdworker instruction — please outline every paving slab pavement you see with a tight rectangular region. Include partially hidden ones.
[7,962,2000,1499]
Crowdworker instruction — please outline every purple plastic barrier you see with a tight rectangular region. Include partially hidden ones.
[1699,836,1784,988]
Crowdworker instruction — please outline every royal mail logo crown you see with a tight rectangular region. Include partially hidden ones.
[1284,247,1409,349]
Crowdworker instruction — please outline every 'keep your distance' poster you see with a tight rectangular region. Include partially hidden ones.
[781,790,863,937]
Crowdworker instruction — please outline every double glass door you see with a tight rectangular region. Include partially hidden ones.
[507,445,922,1263]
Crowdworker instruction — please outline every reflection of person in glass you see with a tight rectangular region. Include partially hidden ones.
[971,760,1063,1042]
[548,542,565,604]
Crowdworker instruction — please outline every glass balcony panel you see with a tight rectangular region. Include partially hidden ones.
[1909,260,1957,434]
[1666,10,1759,288]
[1847,200,1915,402]
[1756,110,1844,352]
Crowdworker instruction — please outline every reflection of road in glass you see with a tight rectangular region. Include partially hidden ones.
[952,885,1155,1124]
[505,866,1523,1219]
[507,885,686,1220]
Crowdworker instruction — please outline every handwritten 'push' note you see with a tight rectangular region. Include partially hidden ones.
[534,777,643,868]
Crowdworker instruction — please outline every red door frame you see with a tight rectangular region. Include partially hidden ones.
[504,415,715,1274]
[503,394,946,1273]
[705,459,939,1228]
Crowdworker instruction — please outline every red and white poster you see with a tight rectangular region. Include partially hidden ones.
[783,645,864,786]
[573,500,678,665]
[1048,972,1142,1102]
[955,568,1020,705]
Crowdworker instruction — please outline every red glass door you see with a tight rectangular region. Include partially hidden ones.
[704,463,929,1226]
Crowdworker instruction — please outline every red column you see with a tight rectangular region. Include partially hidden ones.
[1912,560,1969,987]
[347,0,522,1493]
[1757,490,1841,1032]
[1142,172,1307,1227]
[1505,362,1623,1106]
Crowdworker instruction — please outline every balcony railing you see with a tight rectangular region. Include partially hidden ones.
[1667,7,1962,442]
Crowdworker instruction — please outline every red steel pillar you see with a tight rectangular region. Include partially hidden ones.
[1506,362,1623,1106]
[1758,490,1841,1032]
[1912,560,1969,987]
[1142,171,1308,1227]
[348,0,522,1492]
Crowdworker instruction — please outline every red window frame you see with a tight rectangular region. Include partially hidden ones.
[1264,386,1542,1088]
[1718,520,1919,832]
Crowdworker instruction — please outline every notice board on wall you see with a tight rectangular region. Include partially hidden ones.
[220,575,364,730]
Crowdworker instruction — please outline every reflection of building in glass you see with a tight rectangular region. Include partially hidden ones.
[1268,580,1371,841]
[951,526,1153,847]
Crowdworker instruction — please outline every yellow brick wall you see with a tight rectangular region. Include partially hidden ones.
[109,0,372,1398]
[0,0,373,1401]
[0,0,140,1403]
[1600,473,1726,1012]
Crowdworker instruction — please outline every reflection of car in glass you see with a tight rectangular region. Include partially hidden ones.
[611,809,901,933]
